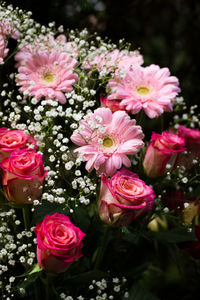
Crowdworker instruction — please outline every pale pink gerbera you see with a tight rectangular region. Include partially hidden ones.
[15,34,78,67]
[83,49,143,73]
[16,49,78,103]
[0,34,9,65]
[71,107,144,176]
[107,64,180,118]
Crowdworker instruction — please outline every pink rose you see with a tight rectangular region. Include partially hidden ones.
[98,168,155,226]
[0,148,47,204]
[176,126,200,168]
[0,128,37,163]
[100,96,127,113]
[34,213,85,273]
[143,131,186,178]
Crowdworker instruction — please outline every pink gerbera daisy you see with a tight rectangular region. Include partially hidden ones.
[0,34,9,65]
[71,107,144,176]
[16,49,78,104]
[107,64,180,118]
[83,49,143,73]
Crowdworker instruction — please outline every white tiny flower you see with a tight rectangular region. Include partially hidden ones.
[182,177,188,184]
[98,138,103,145]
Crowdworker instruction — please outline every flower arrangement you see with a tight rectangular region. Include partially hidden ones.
[0,3,200,300]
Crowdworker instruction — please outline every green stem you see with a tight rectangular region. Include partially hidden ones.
[94,226,110,270]
[136,110,144,126]
[22,207,30,231]
[45,275,50,300]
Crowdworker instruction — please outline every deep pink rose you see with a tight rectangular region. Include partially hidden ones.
[34,213,85,273]
[100,96,127,113]
[98,168,155,226]
[143,131,186,178]
[176,126,200,168]
[0,148,47,204]
[0,128,37,163]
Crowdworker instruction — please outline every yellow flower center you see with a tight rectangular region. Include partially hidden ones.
[43,73,55,82]
[103,137,114,148]
[137,86,150,95]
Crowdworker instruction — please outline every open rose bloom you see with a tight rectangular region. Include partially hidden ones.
[0,148,47,204]
[71,107,144,176]
[35,213,85,273]
[143,131,186,178]
[0,127,37,163]
[98,168,155,226]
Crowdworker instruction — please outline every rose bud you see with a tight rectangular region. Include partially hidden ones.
[176,125,200,168]
[0,148,47,204]
[147,214,168,232]
[98,168,155,226]
[143,131,186,178]
[34,213,85,273]
[100,96,127,112]
[0,127,37,163]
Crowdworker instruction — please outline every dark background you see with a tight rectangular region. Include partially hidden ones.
[6,0,200,106]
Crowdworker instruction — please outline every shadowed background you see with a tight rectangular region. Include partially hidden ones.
[7,0,200,106]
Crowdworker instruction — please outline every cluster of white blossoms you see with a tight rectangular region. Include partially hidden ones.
[0,210,37,299]
[59,276,129,300]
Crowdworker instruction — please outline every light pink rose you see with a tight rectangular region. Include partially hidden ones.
[176,126,200,168]
[34,213,85,273]
[98,168,155,226]
[143,131,186,178]
[0,148,47,204]
[100,96,128,113]
[0,128,37,163]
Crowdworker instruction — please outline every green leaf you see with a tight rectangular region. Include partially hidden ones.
[71,206,91,232]
[147,227,196,243]
[31,201,66,225]
[122,232,140,245]
[7,202,31,209]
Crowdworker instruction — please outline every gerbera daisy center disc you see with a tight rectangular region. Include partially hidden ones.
[137,86,150,95]
[103,137,114,148]
[43,72,55,83]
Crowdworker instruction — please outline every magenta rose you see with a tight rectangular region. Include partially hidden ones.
[34,213,85,273]
[143,131,186,178]
[0,127,37,163]
[98,168,155,226]
[176,126,200,168]
[0,148,47,204]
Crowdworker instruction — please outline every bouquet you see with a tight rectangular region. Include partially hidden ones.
[0,3,200,300]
